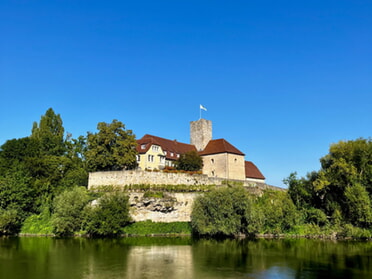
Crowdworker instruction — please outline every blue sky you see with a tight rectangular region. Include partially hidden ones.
[1,0,371,187]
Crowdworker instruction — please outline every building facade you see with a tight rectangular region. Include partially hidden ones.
[135,118,265,183]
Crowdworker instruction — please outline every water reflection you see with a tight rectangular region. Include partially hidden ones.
[125,246,193,279]
[1,237,372,279]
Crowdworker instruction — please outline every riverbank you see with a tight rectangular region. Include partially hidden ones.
[18,220,372,240]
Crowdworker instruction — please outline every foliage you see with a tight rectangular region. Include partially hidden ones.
[31,108,65,156]
[344,183,372,227]
[191,186,255,236]
[304,207,329,226]
[175,150,203,171]
[84,191,131,236]
[0,208,21,235]
[122,221,191,235]
[21,206,53,235]
[284,138,372,231]
[0,171,36,215]
[257,190,299,234]
[51,187,92,236]
[86,120,137,172]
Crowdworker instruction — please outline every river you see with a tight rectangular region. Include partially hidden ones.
[1,237,372,278]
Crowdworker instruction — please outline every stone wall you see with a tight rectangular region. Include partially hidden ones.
[88,170,285,223]
[88,169,247,189]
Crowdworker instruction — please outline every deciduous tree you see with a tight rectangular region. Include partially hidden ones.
[86,120,137,171]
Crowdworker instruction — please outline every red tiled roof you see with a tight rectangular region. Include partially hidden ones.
[136,134,196,161]
[199,139,245,156]
[245,161,265,180]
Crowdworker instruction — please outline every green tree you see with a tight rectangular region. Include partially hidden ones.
[257,190,299,234]
[344,183,372,227]
[86,120,137,171]
[313,138,372,222]
[0,137,40,175]
[51,187,91,236]
[0,171,36,234]
[31,108,65,156]
[175,150,203,171]
[84,191,131,236]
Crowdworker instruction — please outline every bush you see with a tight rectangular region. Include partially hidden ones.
[84,191,131,236]
[0,208,21,235]
[51,187,91,236]
[21,206,53,235]
[191,186,255,237]
[305,207,329,226]
[257,190,299,234]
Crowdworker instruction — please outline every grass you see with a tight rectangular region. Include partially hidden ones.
[122,220,192,236]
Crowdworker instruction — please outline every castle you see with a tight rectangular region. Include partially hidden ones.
[135,118,265,183]
[88,118,270,222]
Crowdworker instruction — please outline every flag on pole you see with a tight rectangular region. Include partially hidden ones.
[200,104,207,111]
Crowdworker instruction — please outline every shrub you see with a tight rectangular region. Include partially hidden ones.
[191,186,256,237]
[257,190,299,234]
[51,187,91,236]
[21,206,53,235]
[305,207,329,226]
[0,208,21,235]
[84,191,131,236]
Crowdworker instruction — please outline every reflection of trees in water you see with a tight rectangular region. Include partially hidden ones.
[1,237,372,279]
[191,238,372,278]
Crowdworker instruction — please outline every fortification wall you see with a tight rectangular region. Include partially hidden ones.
[88,170,284,223]
[88,170,248,189]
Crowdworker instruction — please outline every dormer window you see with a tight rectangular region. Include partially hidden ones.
[164,151,167,155]
[141,144,146,150]
[152,145,159,152]
[177,154,180,158]
[170,152,174,157]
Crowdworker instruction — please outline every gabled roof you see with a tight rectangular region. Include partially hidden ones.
[199,139,245,156]
[245,161,265,180]
[137,134,196,161]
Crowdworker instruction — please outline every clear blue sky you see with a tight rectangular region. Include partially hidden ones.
[1,0,371,187]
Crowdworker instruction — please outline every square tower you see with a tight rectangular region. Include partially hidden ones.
[190,119,212,151]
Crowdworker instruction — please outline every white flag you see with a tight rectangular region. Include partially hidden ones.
[200,104,207,111]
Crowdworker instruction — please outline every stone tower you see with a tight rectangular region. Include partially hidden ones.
[190,118,212,151]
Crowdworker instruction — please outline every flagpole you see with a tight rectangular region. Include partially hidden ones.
[200,106,201,119]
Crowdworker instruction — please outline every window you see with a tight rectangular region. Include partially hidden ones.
[211,158,214,164]
[136,155,140,162]
[177,154,180,158]
[170,152,174,157]
[141,144,146,150]
[152,145,159,152]
[148,155,154,162]
[164,151,167,155]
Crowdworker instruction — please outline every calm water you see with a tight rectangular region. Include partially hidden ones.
[1,237,372,279]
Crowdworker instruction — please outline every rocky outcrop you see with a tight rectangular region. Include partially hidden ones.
[128,192,199,223]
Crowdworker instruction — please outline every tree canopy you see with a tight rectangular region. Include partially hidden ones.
[86,120,138,171]
[175,150,203,171]
[285,138,372,228]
